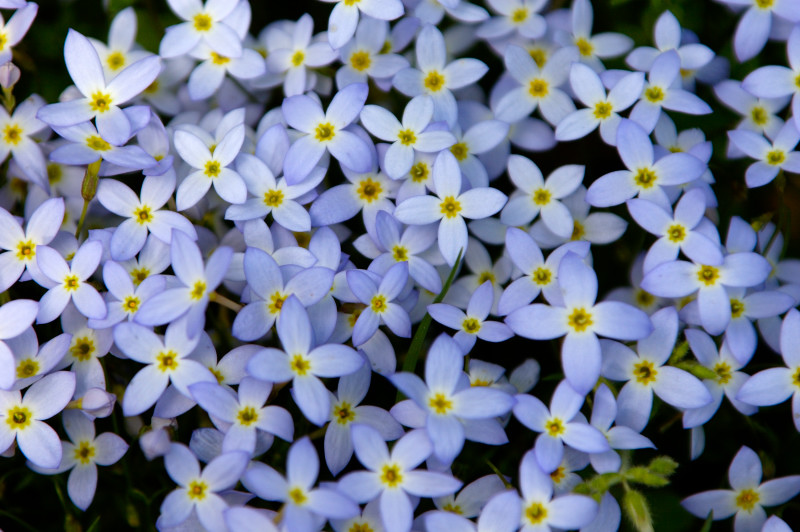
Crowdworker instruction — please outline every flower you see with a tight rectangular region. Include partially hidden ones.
[159,0,243,58]
[321,0,404,50]
[36,240,106,324]
[347,262,412,346]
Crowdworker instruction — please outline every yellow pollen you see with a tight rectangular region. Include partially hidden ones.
[344,0,361,5]
[131,267,150,286]
[766,149,785,165]
[210,52,230,66]
[370,294,387,313]
[289,487,307,505]
[423,70,445,92]
[237,406,259,426]
[633,360,658,385]
[397,129,417,146]
[755,0,773,8]
[291,50,305,67]
[593,101,612,119]
[350,50,371,71]
[545,418,564,437]
[190,280,206,300]
[634,167,657,188]
[6,406,31,430]
[442,503,463,514]
[392,245,408,262]
[462,317,481,334]
[15,240,35,261]
[357,178,383,202]
[532,188,551,205]
[89,91,113,113]
[314,122,335,142]
[644,86,664,103]
[193,13,213,32]
[122,296,140,313]
[450,142,468,161]
[87,135,111,151]
[349,523,374,532]
[156,350,179,372]
[0,33,7,51]
[528,78,549,98]
[290,354,311,376]
[410,162,429,182]
[106,51,125,71]
[134,205,153,224]
[16,358,39,379]
[751,106,768,126]
[525,502,548,524]
[440,196,462,218]
[730,299,745,319]
[263,189,284,207]
[429,392,453,414]
[144,79,159,94]
[735,489,760,512]
[795,73,800,90]
[575,37,593,57]
[74,441,95,464]
[571,220,585,240]
[567,307,593,332]
[635,289,655,307]
[333,401,356,425]
[348,308,363,328]
[529,48,547,68]
[379,40,392,54]
[63,274,80,292]
[380,464,403,487]
[2,123,22,145]
[70,337,95,361]
[793,367,800,388]
[511,7,528,22]
[478,271,495,284]
[532,266,551,285]
[471,378,491,387]
[550,466,565,483]
[696,265,720,286]
[666,224,685,243]
[188,480,208,500]
[48,164,63,184]
[204,160,221,177]
[268,292,287,314]
[714,362,732,385]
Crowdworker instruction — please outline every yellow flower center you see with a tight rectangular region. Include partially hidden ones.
[525,501,549,524]
[571,220,585,240]
[89,91,113,113]
[290,354,311,376]
[550,466,565,484]
[6,406,31,430]
[357,177,383,203]
[593,101,612,119]
[3,123,22,145]
[397,129,417,146]
[190,280,206,300]
[575,37,594,57]
[289,486,307,505]
[442,503,462,514]
[134,205,153,224]
[74,441,96,464]
[70,337,95,361]
[755,0,773,8]
[634,167,657,188]
[511,7,529,23]
[350,50,371,71]
[87,135,111,151]
[528,78,549,98]
[429,392,453,414]
[462,317,481,334]
[333,401,356,425]
[392,245,408,262]
[15,239,35,261]
[440,196,462,218]
[349,523,374,532]
[730,298,745,319]
[16,358,39,379]
[210,52,230,66]
[315,122,335,142]
[63,274,80,292]
[263,189,284,207]
[122,295,140,313]
[131,267,150,286]
[532,266,551,285]
[410,161,429,182]
[156,350,179,372]
[545,417,564,437]
[193,13,212,32]
[635,289,655,307]
[751,106,768,126]
[450,142,468,161]
[106,51,125,71]
[644,86,664,103]
[380,464,403,487]
[268,292,286,314]
[714,362,732,385]
[766,149,785,166]
[529,47,547,68]
[144,79,159,94]
[735,489,760,512]
[188,480,208,500]
[633,360,658,385]
[793,366,800,388]
[666,224,685,243]
[48,164,63,184]
[371,294,387,313]
[696,265,720,286]
[424,70,445,92]
[532,188,551,205]
[291,50,305,67]
[237,406,259,426]
[204,160,221,178]
[567,307,593,332]
[478,271,495,285]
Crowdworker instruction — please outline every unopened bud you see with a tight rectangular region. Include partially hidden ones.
[78,387,116,418]
[140,427,171,461]
[510,359,540,393]
[0,63,20,89]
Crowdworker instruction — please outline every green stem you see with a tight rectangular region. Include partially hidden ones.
[75,160,102,240]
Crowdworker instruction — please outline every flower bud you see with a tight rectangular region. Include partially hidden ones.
[77,387,116,418]
[140,427,171,461]
[0,63,20,89]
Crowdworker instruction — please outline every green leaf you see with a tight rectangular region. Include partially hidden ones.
[699,510,714,532]
[623,489,654,532]
[648,456,679,476]
[86,516,102,532]
[625,467,670,487]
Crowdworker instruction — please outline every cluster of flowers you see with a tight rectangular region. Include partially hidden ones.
[2,0,800,530]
